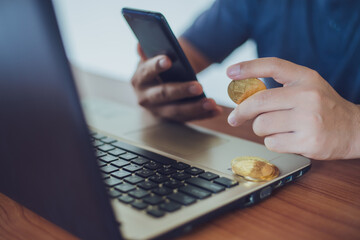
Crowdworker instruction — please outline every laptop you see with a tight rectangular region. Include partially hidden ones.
[0,1,311,239]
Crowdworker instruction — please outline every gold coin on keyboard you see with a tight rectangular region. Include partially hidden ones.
[228,78,266,104]
[231,156,279,182]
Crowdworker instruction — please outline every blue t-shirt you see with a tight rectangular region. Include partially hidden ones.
[182,0,360,104]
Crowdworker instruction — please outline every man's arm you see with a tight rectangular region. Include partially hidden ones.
[178,37,211,74]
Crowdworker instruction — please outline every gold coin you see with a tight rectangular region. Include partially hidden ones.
[228,78,266,104]
[231,156,279,182]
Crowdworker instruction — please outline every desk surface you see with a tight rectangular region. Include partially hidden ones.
[1,69,360,240]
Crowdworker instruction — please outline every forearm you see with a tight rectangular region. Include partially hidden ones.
[348,104,360,159]
[179,37,212,74]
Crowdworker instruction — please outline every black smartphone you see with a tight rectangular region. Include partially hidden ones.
[122,7,205,99]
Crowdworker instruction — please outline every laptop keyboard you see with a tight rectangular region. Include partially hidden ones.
[91,131,238,218]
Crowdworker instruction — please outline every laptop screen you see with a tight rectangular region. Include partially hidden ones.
[0,1,122,239]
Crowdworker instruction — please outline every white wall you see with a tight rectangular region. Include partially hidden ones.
[53,0,257,107]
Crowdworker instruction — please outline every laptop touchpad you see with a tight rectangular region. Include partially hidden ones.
[124,122,227,157]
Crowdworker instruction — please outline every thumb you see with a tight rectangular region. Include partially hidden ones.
[226,57,312,86]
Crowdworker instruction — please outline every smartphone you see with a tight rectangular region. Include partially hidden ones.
[122,7,205,99]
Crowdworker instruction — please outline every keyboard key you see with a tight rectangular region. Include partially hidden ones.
[108,189,121,198]
[95,150,107,158]
[118,195,134,204]
[186,177,225,193]
[108,148,126,156]
[136,169,155,178]
[159,201,181,212]
[101,173,110,179]
[101,137,117,144]
[93,133,106,140]
[115,183,136,193]
[93,140,104,147]
[100,155,118,163]
[147,209,165,218]
[131,201,148,210]
[124,175,144,184]
[97,160,106,168]
[111,170,132,179]
[171,172,191,181]
[172,162,190,170]
[144,161,162,170]
[132,157,150,165]
[167,193,196,206]
[199,172,219,181]
[111,141,127,149]
[128,189,150,199]
[152,187,172,196]
[163,179,184,189]
[100,165,118,174]
[98,144,115,152]
[214,177,238,188]
[157,167,176,175]
[150,155,176,166]
[143,195,164,205]
[149,174,169,184]
[104,177,122,187]
[185,167,204,176]
[137,181,158,190]
[123,164,142,173]
[120,153,138,161]
[179,185,211,199]
[111,159,130,168]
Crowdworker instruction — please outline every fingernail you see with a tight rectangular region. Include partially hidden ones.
[227,65,241,78]
[159,57,169,69]
[189,84,201,95]
[203,100,215,110]
[264,137,275,150]
[228,111,237,126]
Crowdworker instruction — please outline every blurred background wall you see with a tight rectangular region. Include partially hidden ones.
[53,0,257,107]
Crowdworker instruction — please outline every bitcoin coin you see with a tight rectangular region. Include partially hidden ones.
[228,78,266,104]
[231,156,279,182]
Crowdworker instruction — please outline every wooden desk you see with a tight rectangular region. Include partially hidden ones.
[1,69,360,240]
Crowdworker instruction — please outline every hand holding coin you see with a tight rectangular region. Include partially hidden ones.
[225,58,360,160]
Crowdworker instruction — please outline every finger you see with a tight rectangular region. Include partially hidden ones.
[138,81,204,106]
[226,57,313,86]
[252,109,296,137]
[264,132,304,155]
[137,43,147,61]
[228,86,296,127]
[151,98,222,122]
[132,55,172,88]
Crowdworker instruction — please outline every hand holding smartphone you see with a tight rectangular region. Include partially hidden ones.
[122,8,205,99]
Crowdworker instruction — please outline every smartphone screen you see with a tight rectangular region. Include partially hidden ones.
[122,8,205,99]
